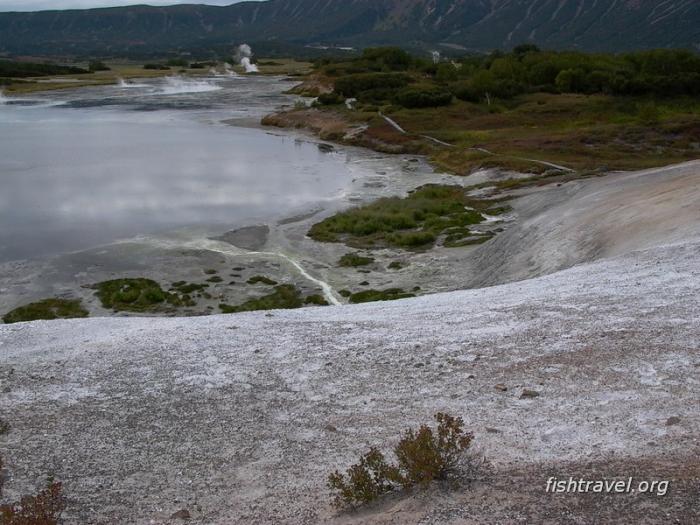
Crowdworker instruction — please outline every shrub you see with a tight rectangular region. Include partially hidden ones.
[394,87,452,108]
[3,298,88,324]
[92,278,180,312]
[334,73,412,98]
[304,294,329,306]
[316,92,345,105]
[348,288,415,304]
[247,275,278,286]
[88,61,110,72]
[219,284,303,313]
[328,413,474,508]
[143,63,170,70]
[328,448,401,508]
[338,253,374,267]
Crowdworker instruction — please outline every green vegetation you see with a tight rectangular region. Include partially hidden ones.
[143,63,170,70]
[309,184,488,249]
[328,413,474,508]
[2,298,89,324]
[247,275,279,286]
[219,284,303,313]
[88,60,110,72]
[348,288,415,304]
[203,269,218,275]
[0,59,88,77]
[300,47,700,174]
[206,276,223,283]
[388,261,405,270]
[338,253,375,267]
[170,281,209,294]
[304,294,330,306]
[93,278,196,312]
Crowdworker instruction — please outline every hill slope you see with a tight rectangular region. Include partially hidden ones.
[0,0,698,57]
[1,161,699,523]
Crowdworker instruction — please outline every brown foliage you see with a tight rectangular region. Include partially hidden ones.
[328,413,474,508]
[0,455,66,525]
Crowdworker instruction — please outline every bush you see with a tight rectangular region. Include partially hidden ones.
[219,284,303,313]
[394,87,452,108]
[338,253,374,267]
[247,275,278,286]
[316,92,345,105]
[88,60,110,72]
[334,73,412,98]
[92,278,182,312]
[328,413,474,508]
[143,64,170,70]
[348,288,415,304]
[3,298,88,324]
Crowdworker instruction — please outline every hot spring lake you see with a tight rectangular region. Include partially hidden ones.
[0,75,377,263]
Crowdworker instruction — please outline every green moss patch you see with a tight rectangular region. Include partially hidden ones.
[338,253,375,267]
[2,298,89,324]
[309,184,490,249]
[247,275,279,286]
[304,294,330,306]
[348,288,416,304]
[93,278,196,312]
[220,284,304,313]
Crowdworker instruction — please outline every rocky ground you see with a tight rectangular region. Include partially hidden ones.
[1,156,699,523]
[1,234,699,523]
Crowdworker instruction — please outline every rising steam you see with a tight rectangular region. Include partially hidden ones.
[236,44,259,73]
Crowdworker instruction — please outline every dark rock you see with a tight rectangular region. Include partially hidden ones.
[520,389,540,399]
[666,416,681,426]
[171,509,191,520]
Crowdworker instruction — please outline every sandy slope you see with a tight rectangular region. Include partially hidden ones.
[1,162,699,524]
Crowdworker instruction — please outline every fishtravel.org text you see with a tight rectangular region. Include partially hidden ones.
[546,477,669,496]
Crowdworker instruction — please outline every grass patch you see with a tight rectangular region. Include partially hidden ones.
[2,298,88,324]
[309,184,489,249]
[338,253,375,267]
[348,288,415,304]
[219,284,303,313]
[206,276,223,283]
[304,294,330,306]
[170,281,209,294]
[92,278,196,312]
[247,275,279,286]
[388,261,405,270]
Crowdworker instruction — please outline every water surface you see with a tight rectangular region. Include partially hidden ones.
[0,76,355,262]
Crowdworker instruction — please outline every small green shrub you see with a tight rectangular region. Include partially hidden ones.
[328,448,401,508]
[247,275,278,286]
[143,63,170,70]
[220,284,303,313]
[204,269,218,275]
[304,294,329,306]
[2,299,88,324]
[338,290,352,298]
[328,413,474,508]
[317,92,345,105]
[334,73,412,98]
[388,261,404,270]
[394,87,453,108]
[348,288,415,304]
[93,278,183,312]
[206,276,223,283]
[338,253,375,267]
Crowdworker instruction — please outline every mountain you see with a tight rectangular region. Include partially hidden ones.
[0,0,698,57]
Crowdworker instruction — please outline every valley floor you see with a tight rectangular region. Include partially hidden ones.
[1,162,699,523]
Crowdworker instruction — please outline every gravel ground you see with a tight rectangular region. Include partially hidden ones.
[1,236,698,523]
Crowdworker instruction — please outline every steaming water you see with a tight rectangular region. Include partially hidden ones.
[0,75,367,262]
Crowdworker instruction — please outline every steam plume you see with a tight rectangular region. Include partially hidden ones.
[236,44,259,73]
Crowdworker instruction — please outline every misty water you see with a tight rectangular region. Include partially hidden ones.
[0,75,358,263]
